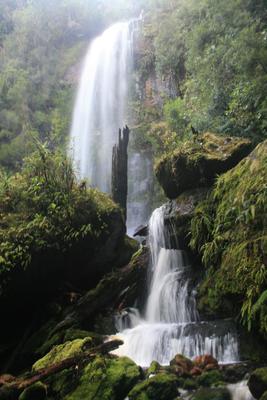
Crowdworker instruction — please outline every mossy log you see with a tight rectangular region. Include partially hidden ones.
[112,126,130,219]
[0,339,123,395]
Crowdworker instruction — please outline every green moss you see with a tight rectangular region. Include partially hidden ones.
[128,373,178,400]
[18,382,47,400]
[0,146,123,298]
[190,140,267,333]
[183,378,198,390]
[64,356,141,400]
[45,368,75,398]
[146,361,161,376]
[155,132,251,198]
[196,371,223,387]
[32,337,92,371]
[191,388,231,400]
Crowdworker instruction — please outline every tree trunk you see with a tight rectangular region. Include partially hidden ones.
[112,126,130,220]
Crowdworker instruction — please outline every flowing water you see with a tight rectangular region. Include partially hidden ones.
[114,204,239,366]
[69,19,151,232]
[69,19,239,370]
[69,21,133,193]
[228,381,254,400]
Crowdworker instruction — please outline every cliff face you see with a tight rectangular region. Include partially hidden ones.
[154,135,267,341]
[155,132,252,199]
[190,140,267,332]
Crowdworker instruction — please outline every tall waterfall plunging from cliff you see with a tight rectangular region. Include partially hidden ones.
[69,22,133,193]
[114,205,239,366]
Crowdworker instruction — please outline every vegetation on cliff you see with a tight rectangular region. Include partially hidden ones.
[155,132,251,198]
[132,0,267,156]
[190,140,267,334]
[0,144,124,298]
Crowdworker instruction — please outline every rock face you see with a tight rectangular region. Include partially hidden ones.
[189,140,267,335]
[248,368,267,399]
[155,132,252,199]
[160,188,209,249]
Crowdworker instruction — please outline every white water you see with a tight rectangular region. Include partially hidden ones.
[228,381,254,400]
[114,205,239,366]
[69,22,133,192]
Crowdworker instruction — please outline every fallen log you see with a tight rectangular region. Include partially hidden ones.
[1,339,123,394]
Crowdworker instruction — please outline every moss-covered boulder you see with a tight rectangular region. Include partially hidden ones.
[32,337,92,371]
[146,361,161,376]
[128,373,178,400]
[190,140,267,332]
[248,368,267,399]
[196,370,223,387]
[18,382,47,400]
[191,388,231,400]
[64,356,141,400]
[155,132,251,199]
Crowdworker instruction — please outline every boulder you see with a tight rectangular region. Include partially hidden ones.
[155,132,251,199]
[248,368,267,399]
[18,382,47,400]
[191,387,231,400]
[170,354,194,375]
[64,356,141,400]
[196,370,223,387]
[194,355,218,370]
[128,373,178,400]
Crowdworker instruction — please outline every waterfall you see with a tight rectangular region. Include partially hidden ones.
[114,205,239,366]
[69,19,151,233]
[69,21,133,193]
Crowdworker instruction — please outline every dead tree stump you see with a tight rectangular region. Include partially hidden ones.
[112,126,130,220]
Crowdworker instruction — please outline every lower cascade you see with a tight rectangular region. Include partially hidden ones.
[114,205,239,366]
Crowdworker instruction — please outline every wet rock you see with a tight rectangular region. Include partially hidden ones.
[190,387,231,400]
[133,225,148,237]
[55,246,149,333]
[248,367,267,399]
[155,132,252,199]
[18,382,47,400]
[128,373,178,400]
[191,367,202,376]
[160,188,209,250]
[194,355,218,370]
[196,370,223,387]
[170,354,194,375]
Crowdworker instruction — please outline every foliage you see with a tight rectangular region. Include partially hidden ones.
[0,0,147,169]
[190,140,267,334]
[0,144,120,296]
[138,0,267,149]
